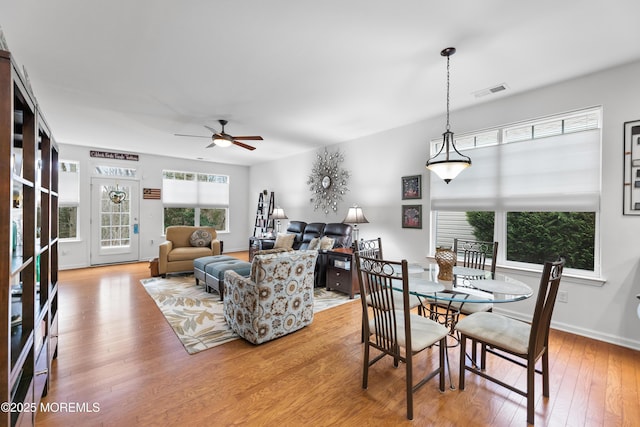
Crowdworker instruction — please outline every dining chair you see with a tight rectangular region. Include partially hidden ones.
[455,257,565,425]
[454,238,498,276]
[355,254,448,420]
[427,239,499,343]
[354,238,423,342]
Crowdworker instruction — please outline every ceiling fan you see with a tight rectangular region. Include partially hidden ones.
[175,119,263,151]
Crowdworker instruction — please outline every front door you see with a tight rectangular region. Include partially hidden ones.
[90,178,140,265]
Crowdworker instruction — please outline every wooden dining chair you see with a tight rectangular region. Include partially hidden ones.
[355,254,448,420]
[453,238,498,276]
[455,257,565,425]
[354,238,422,342]
[427,239,498,342]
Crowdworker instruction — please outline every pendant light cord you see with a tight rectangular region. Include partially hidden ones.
[446,54,451,132]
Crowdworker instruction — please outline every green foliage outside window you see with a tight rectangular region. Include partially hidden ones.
[466,211,595,270]
[200,208,226,230]
[59,206,78,239]
[163,207,227,232]
[164,208,195,228]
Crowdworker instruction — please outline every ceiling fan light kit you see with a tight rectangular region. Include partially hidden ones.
[177,119,263,151]
[426,47,472,184]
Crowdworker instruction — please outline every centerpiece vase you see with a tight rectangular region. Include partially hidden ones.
[435,247,455,282]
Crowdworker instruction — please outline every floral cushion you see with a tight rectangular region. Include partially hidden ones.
[189,229,213,247]
[223,250,317,344]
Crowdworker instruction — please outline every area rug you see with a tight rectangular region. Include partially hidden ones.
[140,275,356,354]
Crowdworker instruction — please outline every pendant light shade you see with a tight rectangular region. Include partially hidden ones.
[426,47,471,184]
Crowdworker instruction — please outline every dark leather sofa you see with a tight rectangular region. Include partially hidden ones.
[261,221,353,286]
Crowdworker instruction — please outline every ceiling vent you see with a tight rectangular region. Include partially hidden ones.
[473,83,509,98]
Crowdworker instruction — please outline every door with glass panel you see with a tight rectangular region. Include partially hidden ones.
[90,178,140,265]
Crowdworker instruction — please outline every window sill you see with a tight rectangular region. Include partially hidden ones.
[496,264,606,287]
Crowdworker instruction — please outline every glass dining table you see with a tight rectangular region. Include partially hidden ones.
[394,262,533,389]
[401,263,533,333]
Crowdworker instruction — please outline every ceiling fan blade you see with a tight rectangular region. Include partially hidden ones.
[206,142,217,148]
[204,125,218,134]
[233,135,263,140]
[232,140,256,151]
[174,133,211,138]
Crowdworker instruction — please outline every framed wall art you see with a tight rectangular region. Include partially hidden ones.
[623,119,640,215]
[401,205,422,229]
[401,175,422,200]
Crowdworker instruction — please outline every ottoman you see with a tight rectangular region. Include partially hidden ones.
[205,260,251,300]
[194,255,237,286]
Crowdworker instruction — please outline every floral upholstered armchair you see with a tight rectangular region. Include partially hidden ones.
[223,250,318,344]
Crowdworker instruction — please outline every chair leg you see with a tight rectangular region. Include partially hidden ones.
[527,358,535,425]
[480,342,487,370]
[459,334,467,390]
[406,352,413,420]
[542,348,550,397]
[362,342,370,389]
[440,337,446,392]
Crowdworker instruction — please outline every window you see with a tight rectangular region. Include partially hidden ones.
[431,107,601,275]
[58,161,80,239]
[162,170,229,232]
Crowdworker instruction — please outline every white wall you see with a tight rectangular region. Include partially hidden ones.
[58,144,250,269]
[250,59,640,350]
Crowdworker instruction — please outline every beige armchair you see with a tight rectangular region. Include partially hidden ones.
[158,226,221,277]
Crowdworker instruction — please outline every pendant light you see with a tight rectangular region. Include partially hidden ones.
[426,47,471,184]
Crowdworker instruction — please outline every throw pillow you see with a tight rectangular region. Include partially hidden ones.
[307,237,321,250]
[319,236,335,250]
[274,233,295,249]
[190,229,213,247]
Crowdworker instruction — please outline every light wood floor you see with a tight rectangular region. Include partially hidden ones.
[36,252,639,426]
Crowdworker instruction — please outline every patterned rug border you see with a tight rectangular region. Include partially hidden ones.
[140,275,356,354]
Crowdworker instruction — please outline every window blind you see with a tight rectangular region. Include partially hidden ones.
[430,128,601,212]
[59,161,80,205]
[162,172,229,207]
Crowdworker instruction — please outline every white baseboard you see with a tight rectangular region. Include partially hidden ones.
[494,307,640,351]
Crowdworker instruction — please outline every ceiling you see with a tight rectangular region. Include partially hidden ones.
[2,1,640,166]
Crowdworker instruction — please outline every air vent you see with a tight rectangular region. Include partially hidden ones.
[473,83,509,98]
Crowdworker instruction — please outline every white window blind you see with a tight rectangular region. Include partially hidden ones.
[59,161,80,204]
[162,171,229,207]
[431,128,601,212]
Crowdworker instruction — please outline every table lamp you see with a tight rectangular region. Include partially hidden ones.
[342,204,369,244]
[271,207,288,234]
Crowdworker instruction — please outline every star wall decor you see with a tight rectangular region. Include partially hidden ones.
[307,148,350,214]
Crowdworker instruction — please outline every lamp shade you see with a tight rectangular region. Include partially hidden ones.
[427,159,471,183]
[271,207,288,220]
[213,136,233,147]
[342,205,369,224]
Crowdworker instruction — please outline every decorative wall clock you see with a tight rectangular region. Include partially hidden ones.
[307,148,350,214]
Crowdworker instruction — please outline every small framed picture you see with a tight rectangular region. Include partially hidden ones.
[401,175,422,200]
[402,205,422,229]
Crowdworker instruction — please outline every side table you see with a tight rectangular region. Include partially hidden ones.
[325,248,360,299]
[249,237,275,261]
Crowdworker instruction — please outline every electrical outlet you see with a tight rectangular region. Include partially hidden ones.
[557,290,568,303]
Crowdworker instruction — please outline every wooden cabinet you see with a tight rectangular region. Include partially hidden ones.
[1,49,59,427]
[325,249,359,299]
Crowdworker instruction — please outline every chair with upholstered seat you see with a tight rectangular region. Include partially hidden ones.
[354,238,423,342]
[355,254,448,420]
[455,257,565,425]
[428,239,498,336]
